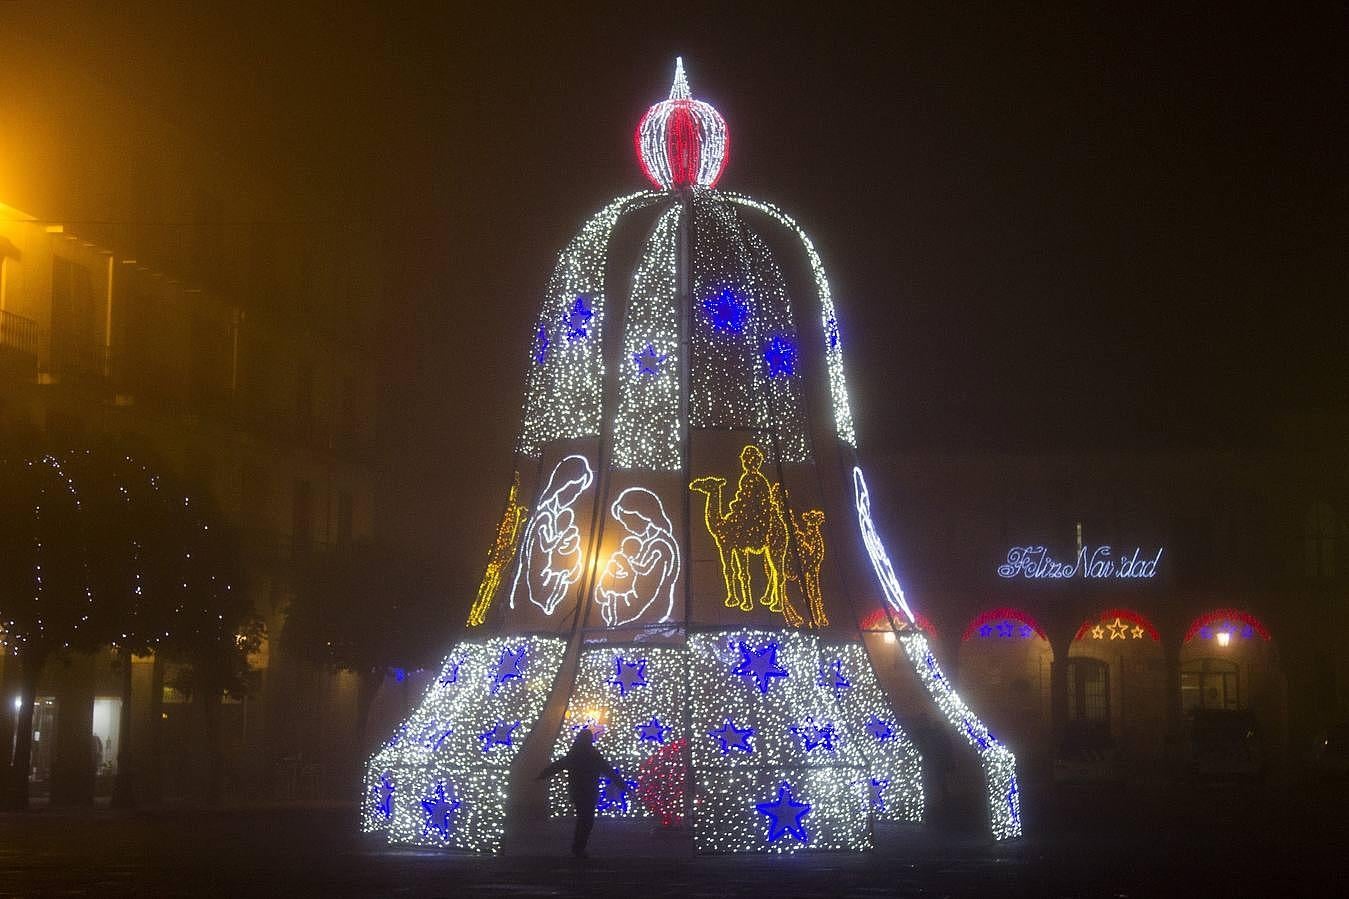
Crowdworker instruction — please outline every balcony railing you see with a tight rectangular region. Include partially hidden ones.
[0,309,39,376]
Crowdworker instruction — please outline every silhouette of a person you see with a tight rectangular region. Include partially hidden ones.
[538,727,620,858]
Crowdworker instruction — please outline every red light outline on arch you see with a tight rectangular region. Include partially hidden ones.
[1182,608,1272,644]
[859,607,937,639]
[960,607,1047,642]
[1073,608,1161,642]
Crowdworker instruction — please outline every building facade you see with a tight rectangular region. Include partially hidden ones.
[0,199,379,803]
[858,436,1347,786]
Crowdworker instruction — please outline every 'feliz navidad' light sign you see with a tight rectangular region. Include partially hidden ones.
[997,545,1164,580]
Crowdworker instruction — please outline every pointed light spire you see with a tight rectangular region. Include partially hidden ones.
[668,56,690,100]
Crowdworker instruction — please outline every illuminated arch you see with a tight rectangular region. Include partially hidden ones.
[960,608,1048,642]
[1073,608,1161,642]
[1183,609,1272,644]
[859,607,938,639]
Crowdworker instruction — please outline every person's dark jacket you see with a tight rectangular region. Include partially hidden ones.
[538,731,619,800]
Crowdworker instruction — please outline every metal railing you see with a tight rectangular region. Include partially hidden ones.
[0,309,39,375]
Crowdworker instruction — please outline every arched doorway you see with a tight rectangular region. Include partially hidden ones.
[957,608,1053,767]
[1069,609,1167,763]
[1180,609,1283,774]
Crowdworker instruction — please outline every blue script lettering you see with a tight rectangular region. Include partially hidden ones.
[998,545,1163,580]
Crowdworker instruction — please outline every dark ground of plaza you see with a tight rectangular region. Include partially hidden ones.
[1,777,1343,898]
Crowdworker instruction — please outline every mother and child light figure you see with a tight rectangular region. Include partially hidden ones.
[510,454,680,625]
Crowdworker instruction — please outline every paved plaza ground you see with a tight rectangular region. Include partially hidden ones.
[0,779,1342,897]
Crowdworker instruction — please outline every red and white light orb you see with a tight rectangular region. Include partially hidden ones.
[635,57,730,191]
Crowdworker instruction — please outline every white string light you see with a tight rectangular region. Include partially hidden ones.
[612,203,683,470]
[508,455,594,617]
[722,193,858,448]
[690,196,810,463]
[518,193,657,456]
[545,647,686,819]
[593,487,681,627]
[687,630,872,853]
[852,466,1021,840]
[362,635,567,852]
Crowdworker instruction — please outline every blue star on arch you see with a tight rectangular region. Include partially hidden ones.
[566,295,594,340]
[978,623,994,638]
[708,719,755,755]
[610,656,648,697]
[478,720,520,752]
[372,771,395,820]
[734,640,788,694]
[420,781,461,840]
[633,343,666,376]
[756,782,812,844]
[762,335,798,378]
[703,288,749,334]
[635,716,670,744]
[597,773,638,813]
[790,719,837,752]
[864,715,895,742]
[996,620,1014,638]
[817,659,851,692]
[491,645,527,692]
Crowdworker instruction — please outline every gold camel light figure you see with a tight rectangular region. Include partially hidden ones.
[690,444,803,624]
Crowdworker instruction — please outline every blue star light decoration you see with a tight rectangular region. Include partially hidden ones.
[869,777,889,814]
[420,722,453,753]
[703,288,750,334]
[817,659,851,693]
[478,720,521,752]
[762,335,798,378]
[372,771,395,820]
[978,623,994,638]
[756,782,812,844]
[790,719,838,753]
[635,716,670,744]
[633,343,666,376]
[610,656,649,697]
[708,719,755,755]
[863,715,894,742]
[597,773,638,813]
[825,315,840,349]
[420,781,461,840]
[996,620,1015,639]
[491,645,527,693]
[1018,623,1034,639]
[566,295,594,340]
[733,640,789,694]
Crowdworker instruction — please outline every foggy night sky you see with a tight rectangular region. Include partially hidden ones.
[3,3,1346,576]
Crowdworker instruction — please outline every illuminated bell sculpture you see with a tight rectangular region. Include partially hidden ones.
[362,58,1021,854]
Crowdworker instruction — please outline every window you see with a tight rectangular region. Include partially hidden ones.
[292,479,312,553]
[1181,658,1240,712]
[1304,501,1339,578]
[1066,658,1109,723]
[337,490,353,546]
